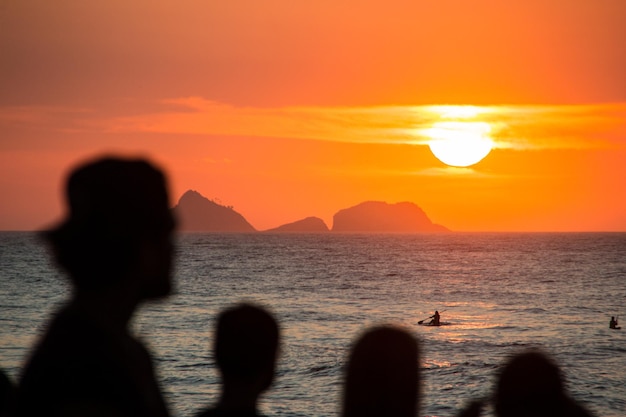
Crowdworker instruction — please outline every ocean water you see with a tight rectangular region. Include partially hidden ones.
[1,232,625,417]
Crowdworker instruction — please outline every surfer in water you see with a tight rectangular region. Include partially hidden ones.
[430,311,441,326]
[609,316,619,329]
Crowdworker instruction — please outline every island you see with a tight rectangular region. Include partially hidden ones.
[172,190,449,233]
[172,190,256,232]
[263,217,329,233]
[331,201,448,232]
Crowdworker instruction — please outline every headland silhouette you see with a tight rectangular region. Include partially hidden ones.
[174,189,449,233]
[173,190,256,232]
[264,216,329,233]
[333,201,447,232]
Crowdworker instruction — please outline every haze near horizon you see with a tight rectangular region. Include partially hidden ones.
[1,1,625,232]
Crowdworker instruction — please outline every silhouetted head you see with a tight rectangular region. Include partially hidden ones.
[495,349,568,417]
[214,303,280,390]
[342,326,420,417]
[43,156,176,298]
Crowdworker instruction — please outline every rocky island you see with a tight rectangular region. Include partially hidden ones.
[332,201,448,232]
[173,190,255,232]
[264,216,329,233]
[173,190,448,233]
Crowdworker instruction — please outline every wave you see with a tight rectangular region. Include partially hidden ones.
[520,307,548,314]
[307,363,338,377]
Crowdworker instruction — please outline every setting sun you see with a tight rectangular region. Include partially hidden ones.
[424,121,494,167]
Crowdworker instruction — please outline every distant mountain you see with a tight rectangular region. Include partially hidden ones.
[173,190,255,232]
[264,217,329,233]
[173,190,448,233]
[332,201,448,232]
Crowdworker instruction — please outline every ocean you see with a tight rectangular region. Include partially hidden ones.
[1,232,625,417]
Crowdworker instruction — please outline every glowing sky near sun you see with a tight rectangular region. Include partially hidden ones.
[1,1,625,231]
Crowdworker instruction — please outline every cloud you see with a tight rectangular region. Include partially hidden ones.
[415,167,496,178]
[107,99,626,150]
[2,99,624,152]
[107,97,438,145]
[482,104,626,150]
[0,106,93,132]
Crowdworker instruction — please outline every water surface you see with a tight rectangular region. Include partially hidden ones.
[1,232,624,416]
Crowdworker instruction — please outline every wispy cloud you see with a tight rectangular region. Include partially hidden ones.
[106,97,436,145]
[109,98,626,150]
[0,105,93,133]
[2,99,625,151]
[482,104,626,150]
[416,167,494,177]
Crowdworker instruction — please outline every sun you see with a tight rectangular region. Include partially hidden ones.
[424,121,494,167]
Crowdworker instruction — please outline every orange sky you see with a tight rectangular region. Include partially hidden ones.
[1,1,625,231]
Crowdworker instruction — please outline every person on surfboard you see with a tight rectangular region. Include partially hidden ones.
[429,311,441,326]
[609,316,619,329]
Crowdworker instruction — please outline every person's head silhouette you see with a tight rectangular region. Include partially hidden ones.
[16,156,175,417]
[205,303,280,415]
[494,349,593,417]
[341,326,420,417]
[43,156,176,300]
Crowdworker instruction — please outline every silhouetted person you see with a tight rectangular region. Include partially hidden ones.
[494,349,594,417]
[609,316,619,329]
[341,326,420,417]
[457,350,595,417]
[0,369,15,417]
[196,303,280,417]
[430,310,441,326]
[15,156,176,417]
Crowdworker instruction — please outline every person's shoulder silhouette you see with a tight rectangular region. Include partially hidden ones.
[494,349,594,417]
[196,303,280,417]
[341,325,420,417]
[16,156,176,417]
[0,368,15,417]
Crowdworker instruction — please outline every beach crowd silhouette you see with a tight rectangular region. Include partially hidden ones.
[1,156,596,417]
